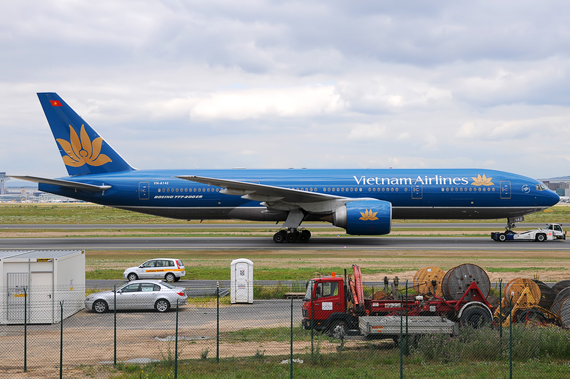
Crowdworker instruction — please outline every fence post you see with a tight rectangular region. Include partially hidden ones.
[59,300,64,379]
[175,299,179,379]
[216,281,220,363]
[114,284,117,367]
[310,297,314,355]
[498,279,502,355]
[509,296,513,379]
[290,296,293,379]
[24,286,27,372]
[405,280,409,357]
[399,290,403,379]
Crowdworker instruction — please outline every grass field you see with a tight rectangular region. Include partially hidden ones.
[2,204,570,282]
[1,203,569,224]
[84,248,570,283]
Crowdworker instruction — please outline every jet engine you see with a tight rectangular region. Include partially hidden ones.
[333,199,392,235]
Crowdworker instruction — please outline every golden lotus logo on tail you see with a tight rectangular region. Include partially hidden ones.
[471,174,494,186]
[56,125,112,167]
[359,209,379,221]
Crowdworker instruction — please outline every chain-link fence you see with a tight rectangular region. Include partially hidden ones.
[1,283,570,378]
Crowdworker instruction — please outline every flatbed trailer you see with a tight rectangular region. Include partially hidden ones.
[359,315,458,337]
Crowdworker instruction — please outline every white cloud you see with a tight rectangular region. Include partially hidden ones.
[347,125,386,141]
[188,85,345,120]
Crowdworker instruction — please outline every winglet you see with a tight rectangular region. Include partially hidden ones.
[37,93,134,176]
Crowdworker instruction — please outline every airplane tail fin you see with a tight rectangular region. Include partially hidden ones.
[37,93,134,176]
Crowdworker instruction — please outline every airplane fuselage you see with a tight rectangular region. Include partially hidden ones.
[39,168,557,222]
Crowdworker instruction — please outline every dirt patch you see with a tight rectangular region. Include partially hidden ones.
[1,324,353,378]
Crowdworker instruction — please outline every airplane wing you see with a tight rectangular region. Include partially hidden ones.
[177,175,344,203]
[10,176,112,192]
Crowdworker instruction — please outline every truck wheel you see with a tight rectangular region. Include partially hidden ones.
[536,234,546,242]
[460,305,491,328]
[498,233,507,242]
[328,320,348,339]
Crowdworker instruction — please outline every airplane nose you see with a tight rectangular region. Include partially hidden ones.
[547,190,560,206]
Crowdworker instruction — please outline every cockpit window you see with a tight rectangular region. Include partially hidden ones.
[536,183,548,191]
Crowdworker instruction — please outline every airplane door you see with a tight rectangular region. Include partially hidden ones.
[412,184,423,199]
[139,182,150,200]
[500,181,511,199]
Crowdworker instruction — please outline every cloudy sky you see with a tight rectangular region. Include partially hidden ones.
[1,0,570,181]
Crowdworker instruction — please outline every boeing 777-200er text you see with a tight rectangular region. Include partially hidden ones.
[12,93,560,243]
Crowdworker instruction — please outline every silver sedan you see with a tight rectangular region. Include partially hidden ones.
[84,280,188,313]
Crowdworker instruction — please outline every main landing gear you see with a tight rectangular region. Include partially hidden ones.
[273,228,311,243]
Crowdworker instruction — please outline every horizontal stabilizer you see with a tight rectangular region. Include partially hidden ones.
[10,175,111,191]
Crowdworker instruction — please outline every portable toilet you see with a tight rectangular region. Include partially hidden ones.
[0,249,85,324]
[231,258,253,304]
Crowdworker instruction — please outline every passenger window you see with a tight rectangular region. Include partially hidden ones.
[141,283,154,292]
[122,284,141,293]
[153,284,161,291]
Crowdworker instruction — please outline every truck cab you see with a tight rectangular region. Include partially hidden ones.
[302,276,354,331]
[544,223,566,239]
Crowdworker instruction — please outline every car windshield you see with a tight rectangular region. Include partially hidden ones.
[161,282,174,289]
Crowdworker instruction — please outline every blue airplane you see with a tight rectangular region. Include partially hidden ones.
[12,93,560,243]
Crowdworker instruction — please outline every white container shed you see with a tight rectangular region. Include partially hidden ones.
[0,250,85,324]
[231,258,254,304]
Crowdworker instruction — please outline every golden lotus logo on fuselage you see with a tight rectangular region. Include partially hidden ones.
[471,174,494,186]
[359,209,378,221]
[56,125,112,167]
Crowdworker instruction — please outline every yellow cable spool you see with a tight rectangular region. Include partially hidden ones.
[504,278,541,307]
[413,266,445,297]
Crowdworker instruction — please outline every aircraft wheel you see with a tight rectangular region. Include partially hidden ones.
[286,231,299,242]
[498,233,507,242]
[273,231,286,243]
[299,230,311,242]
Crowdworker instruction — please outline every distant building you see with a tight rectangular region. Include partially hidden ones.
[0,180,80,203]
[0,172,8,195]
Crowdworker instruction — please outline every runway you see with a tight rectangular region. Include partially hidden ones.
[1,236,568,251]
[0,222,549,229]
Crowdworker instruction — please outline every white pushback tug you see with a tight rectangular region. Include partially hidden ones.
[491,223,566,242]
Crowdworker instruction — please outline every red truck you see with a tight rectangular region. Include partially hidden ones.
[302,265,494,340]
